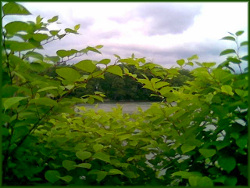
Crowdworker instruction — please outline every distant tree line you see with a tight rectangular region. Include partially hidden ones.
[43,63,194,101]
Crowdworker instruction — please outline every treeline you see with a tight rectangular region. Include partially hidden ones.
[44,63,193,101]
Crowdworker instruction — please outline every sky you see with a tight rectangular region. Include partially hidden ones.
[3,2,248,70]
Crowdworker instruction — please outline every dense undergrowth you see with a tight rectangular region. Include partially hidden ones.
[1,2,248,186]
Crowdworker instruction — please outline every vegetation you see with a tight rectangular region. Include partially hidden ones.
[1,2,248,186]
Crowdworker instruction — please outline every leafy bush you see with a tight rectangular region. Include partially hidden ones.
[1,2,248,186]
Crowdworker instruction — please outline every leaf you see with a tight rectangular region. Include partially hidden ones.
[221,85,234,96]
[106,65,123,77]
[155,81,168,89]
[221,36,235,41]
[76,151,92,161]
[108,169,124,175]
[74,24,80,31]
[93,152,110,163]
[59,175,73,183]
[65,28,78,34]
[177,59,185,66]
[95,45,103,49]
[88,170,107,182]
[3,2,31,15]
[36,15,43,24]
[236,134,247,149]
[45,170,60,183]
[56,67,81,82]
[33,33,49,42]
[37,86,58,93]
[241,55,248,61]
[114,54,121,59]
[202,62,216,68]
[62,160,76,171]
[74,60,96,73]
[5,21,31,34]
[11,126,29,142]
[189,176,213,186]
[218,156,236,173]
[50,30,60,36]
[172,171,202,179]
[93,144,104,152]
[227,57,241,64]
[48,16,58,23]
[5,40,36,51]
[225,176,237,186]
[86,46,101,54]
[181,144,196,154]
[45,55,60,63]
[220,49,236,56]
[75,163,92,169]
[187,54,199,61]
[25,51,44,61]
[30,98,58,107]
[3,97,28,110]
[235,30,244,36]
[98,59,111,65]
[240,41,248,47]
[199,149,216,158]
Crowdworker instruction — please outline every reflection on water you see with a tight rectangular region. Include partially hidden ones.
[79,102,154,113]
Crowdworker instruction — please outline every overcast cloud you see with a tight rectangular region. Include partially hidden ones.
[2,2,248,70]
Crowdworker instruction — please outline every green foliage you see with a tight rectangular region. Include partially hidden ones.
[2,2,248,186]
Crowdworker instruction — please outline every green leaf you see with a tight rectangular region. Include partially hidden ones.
[227,57,241,64]
[221,85,234,96]
[48,16,58,23]
[59,175,73,183]
[93,144,104,152]
[36,15,43,24]
[37,86,58,93]
[95,45,103,49]
[11,126,29,142]
[25,51,44,61]
[218,156,236,173]
[3,97,28,110]
[56,67,81,82]
[225,176,237,186]
[241,55,248,61]
[98,59,111,65]
[106,65,123,77]
[199,149,216,158]
[202,62,216,68]
[74,60,96,73]
[189,176,213,186]
[33,33,49,42]
[240,41,248,47]
[108,169,124,175]
[236,134,247,149]
[181,144,196,154]
[221,36,235,41]
[86,46,101,54]
[5,21,31,34]
[187,54,199,61]
[30,97,58,107]
[45,170,60,183]
[177,59,185,66]
[235,30,244,36]
[3,2,31,15]
[62,160,76,171]
[76,151,92,161]
[88,170,107,182]
[220,49,236,56]
[172,171,202,179]
[93,152,111,163]
[50,30,60,36]
[74,24,80,31]
[65,28,78,34]
[75,163,92,169]
[5,40,36,51]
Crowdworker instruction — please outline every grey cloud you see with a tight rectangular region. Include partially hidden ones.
[97,30,121,39]
[136,3,202,35]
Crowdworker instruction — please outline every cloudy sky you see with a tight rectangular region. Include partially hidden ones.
[3,2,248,70]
